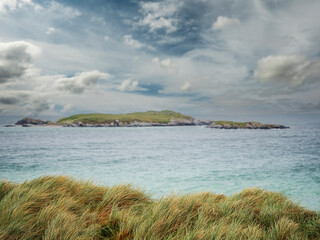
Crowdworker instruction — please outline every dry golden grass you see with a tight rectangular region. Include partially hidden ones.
[0,176,319,239]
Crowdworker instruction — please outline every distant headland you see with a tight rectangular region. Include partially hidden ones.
[7,110,289,129]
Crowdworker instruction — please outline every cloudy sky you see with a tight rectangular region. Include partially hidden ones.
[0,0,320,118]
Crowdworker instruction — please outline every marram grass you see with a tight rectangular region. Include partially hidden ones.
[0,176,319,240]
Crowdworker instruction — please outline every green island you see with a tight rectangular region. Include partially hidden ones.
[10,110,289,129]
[57,110,194,125]
[0,176,318,239]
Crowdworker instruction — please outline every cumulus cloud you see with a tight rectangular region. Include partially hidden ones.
[152,57,176,75]
[160,59,171,68]
[212,16,240,30]
[47,1,81,20]
[46,27,55,35]
[0,41,40,83]
[181,82,191,92]
[138,0,182,33]
[124,35,145,49]
[61,103,73,113]
[117,79,146,92]
[0,0,40,13]
[90,16,106,26]
[55,70,110,94]
[254,55,320,86]
[152,57,172,68]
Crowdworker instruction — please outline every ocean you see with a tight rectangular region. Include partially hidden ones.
[0,115,319,210]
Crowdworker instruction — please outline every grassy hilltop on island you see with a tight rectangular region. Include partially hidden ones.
[0,176,319,239]
[57,110,194,125]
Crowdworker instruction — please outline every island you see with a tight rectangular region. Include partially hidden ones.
[10,110,289,129]
[12,117,55,127]
[207,121,289,129]
[57,110,199,127]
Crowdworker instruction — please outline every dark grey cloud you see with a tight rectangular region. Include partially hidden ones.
[0,91,52,114]
[273,99,320,113]
[26,99,51,114]
[0,92,29,105]
[0,96,21,105]
[0,41,38,83]
[298,101,320,112]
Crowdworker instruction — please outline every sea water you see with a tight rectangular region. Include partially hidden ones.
[0,115,319,210]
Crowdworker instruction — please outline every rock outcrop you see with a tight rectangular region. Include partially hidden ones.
[15,118,53,126]
[194,120,214,126]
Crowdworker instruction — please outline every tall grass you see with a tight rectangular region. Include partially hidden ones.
[0,176,319,239]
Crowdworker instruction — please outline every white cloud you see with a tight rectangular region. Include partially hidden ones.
[46,27,55,35]
[152,57,173,68]
[48,1,81,20]
[140,14,176,33]
[181,82,191,92]
[138,0,182,33]
[152,57,176,75]
[117,79,146,92]
[160,58,172,68]
[55,70,110,94]
[124,35,145,49]
[0,0,40,13]
[152,57,160,64]
[212,16,240,30]
[104,36,109,41]
[0,41,40,83]
[0,0,18,13]
[207,0,320,62]
[61,103,73,113]
[90,16,106,26]
[254,55,320,86]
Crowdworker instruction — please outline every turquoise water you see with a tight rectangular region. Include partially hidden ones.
[0,115,319,210]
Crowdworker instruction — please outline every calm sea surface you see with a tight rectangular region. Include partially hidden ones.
[0,115,319,210]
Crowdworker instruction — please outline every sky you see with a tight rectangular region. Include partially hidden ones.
[0,0,320,119]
